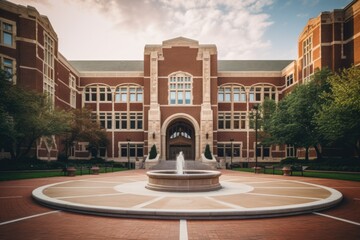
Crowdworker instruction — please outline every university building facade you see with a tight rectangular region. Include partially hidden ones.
[0,0,359,165]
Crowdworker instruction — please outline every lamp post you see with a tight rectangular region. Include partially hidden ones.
[126,138,130,169]
[230,138,234,169]
[252,104,259,170]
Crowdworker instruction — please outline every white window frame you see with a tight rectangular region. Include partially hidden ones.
[43,32,55,105]
[0,18,16,48]
[168,73,192,105]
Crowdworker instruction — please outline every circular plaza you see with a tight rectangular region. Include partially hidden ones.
[32,170,343,219]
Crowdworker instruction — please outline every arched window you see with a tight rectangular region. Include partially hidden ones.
[168,73,192,105]
[249,85,277,102]
[115,85,143,103]
[218,85,246,102]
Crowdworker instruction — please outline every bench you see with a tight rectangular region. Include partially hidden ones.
[263,165,305,176]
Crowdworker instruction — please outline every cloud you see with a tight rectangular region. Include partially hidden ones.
[76,0,274,59]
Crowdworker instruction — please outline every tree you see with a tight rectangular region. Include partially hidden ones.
[261,68,332,160]
[0,70,72,160]
[204,144,212,160]
[149,144,157,159]
[316,66,360,158]
[62,108,109,159]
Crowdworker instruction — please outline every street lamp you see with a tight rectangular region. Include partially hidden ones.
[252,104,259,170]
[230,138,234,169]
[126,138,130,169]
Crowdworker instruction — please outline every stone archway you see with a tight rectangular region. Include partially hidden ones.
[166,120,195,160]
[161,114,200,160]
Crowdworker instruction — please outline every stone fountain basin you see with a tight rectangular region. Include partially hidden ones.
[146,170,222,192]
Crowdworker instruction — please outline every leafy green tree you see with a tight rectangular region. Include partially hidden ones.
[0,70,71,160]
[316,66,360,158]
[62,108,109,159]
[261,68,332,160]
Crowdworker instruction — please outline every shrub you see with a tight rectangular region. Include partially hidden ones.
[149,144,157,159]
[204,144,213,160]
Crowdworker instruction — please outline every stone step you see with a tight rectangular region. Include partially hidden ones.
[150,160,213,170]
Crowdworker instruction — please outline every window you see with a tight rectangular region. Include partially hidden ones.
[233,112,247,129]
[1,20,15,47]
[219,112,247,130]
[303,36,313,83]
[43,33,55,104]
[114,112,142,130]
[303,36,312,67]
[69,74,76,108]
[256,145,271,159]
[286,145,297,157]
[99,112,112,129]
[99,87,112,102]
[217,143,241,158]
[115,86,143,102]
[0,56,14,80]
[120,143,144,158]
[169,73,192,105]
[218,86,246,102]
[286,74,294,87]
[249,85,277,102]
[85,87,97,102]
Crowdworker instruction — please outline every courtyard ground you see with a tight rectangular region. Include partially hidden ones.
[0,170,359,240]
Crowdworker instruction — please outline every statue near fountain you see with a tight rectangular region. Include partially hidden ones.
[146,152,222,192]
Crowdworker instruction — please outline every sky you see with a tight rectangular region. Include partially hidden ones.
[9,0,353,60]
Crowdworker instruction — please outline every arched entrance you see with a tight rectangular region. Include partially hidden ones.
[166,120,195,160]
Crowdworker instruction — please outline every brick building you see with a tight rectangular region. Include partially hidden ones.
[0,0,359,165]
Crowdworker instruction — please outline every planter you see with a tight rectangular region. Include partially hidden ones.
[67,167,76,177]
[253,167,262,174]
[91,166,100,175]
[282,167,291,176]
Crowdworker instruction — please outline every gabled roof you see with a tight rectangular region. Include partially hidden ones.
[218,60,294,71]
[69,60,144,72]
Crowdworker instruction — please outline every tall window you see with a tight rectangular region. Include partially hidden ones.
[218,86,246,102]
[169,73,192,105]
[249,85,276,102]
[303,36,312,67]
[69,74,76,108]
[286,74,294,87]
[99,112,112,129]
[303,36,313,83]
[286,145,297,157]
[43,33,55,104]
[1,19,15,47]
[115,85,143,102]
[1,56,14,80]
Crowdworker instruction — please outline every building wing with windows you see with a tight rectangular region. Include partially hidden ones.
[0,0,359,164]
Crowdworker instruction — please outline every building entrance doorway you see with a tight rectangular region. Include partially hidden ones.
[166,120,195,160]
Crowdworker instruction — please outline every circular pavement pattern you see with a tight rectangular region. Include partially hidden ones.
[32,173,343,219]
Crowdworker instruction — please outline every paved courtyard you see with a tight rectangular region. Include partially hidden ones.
[0,170,359,239]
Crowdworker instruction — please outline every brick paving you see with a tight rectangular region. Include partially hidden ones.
[0,170,359,240]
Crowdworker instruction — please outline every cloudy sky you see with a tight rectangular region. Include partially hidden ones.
[10,0,352,60]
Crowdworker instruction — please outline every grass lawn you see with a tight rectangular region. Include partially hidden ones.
[234,168,360,182]
[0,167,127,181]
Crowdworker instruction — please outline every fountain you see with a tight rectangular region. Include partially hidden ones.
[146,151,222,192]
